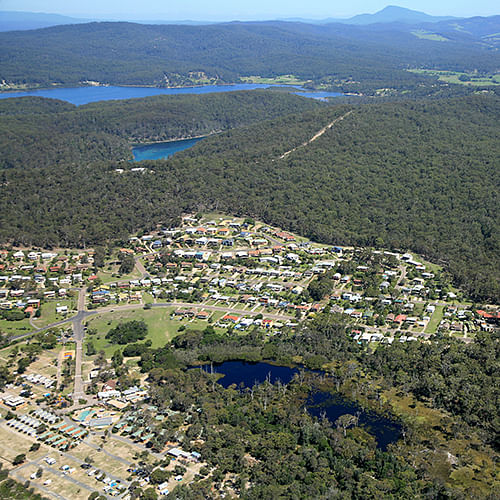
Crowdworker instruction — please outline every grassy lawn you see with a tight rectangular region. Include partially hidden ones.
[85,307,201,354]
[97,252,143,285]
[418,257,442,274]
[413,302,424,316]
[425,305,444,334]
[84,306,229,355]
[97,266,142,284]
[31,299,76,328]
[0,316,32,337]
[199,212,232,221]
[209,311,225,322]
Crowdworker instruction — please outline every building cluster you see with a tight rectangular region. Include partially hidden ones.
[85,215,494,340]
[0,248,93,315]
[21,372,55,389]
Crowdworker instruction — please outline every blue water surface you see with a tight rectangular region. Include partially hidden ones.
[132,137,204,161]
[0,84,344,105]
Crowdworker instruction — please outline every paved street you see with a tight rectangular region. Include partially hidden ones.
[72,288,90,404]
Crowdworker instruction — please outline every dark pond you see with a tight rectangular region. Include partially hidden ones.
[132,137,204,161]
[196,361,401,451]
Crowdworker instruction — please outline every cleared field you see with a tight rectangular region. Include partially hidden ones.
[425,305,444,334]
[97,264,142,285]
[85,307,189,355]
[0,425,44,465]
[25,348,60,379]
[410,69,500,86]
[240,74,309,86]
[31,299,76,328]
[84,306,231,355]
[0,316,32,337]
[15,463,93,499]
[411,30,449,42]
[70,437,132,477]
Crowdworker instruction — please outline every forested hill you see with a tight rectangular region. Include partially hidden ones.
[0,19,499,94]
[0,94,498,300]
[169,94,499,300]
[0,91,321,169]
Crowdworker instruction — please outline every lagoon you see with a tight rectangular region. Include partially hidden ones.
[196,361,401,451]
[132,137,204,161]
[0,84,344,105]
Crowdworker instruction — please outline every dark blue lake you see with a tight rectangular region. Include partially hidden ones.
[132,137,204,161]
[196,361,401,451]
[0,84,343,105]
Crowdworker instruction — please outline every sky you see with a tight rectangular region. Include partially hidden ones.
[0,0,497,21]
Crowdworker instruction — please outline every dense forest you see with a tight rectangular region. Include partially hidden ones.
[169,94,500,300]
[0,19,499,94]
[0,91,321,169]
[0,92,498,301]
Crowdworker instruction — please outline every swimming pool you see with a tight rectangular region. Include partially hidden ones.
[77,409,95,421]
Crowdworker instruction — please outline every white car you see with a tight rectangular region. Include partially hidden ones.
[44,479,52,486]
[30,473,37,480]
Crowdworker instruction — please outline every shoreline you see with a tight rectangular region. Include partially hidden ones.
[130,134,210,148]
[0,81,282,95]
[0,80,327,96]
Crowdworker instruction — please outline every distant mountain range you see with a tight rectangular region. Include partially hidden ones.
[0,5,481,32]
[339,5,458,25]
[286,5,458,25]
[0,11,212,31]
[0,11,91,31]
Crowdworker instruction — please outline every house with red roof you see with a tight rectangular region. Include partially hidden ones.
[221,314,240,324]
[394,314,407,324]
[476,310,500,323]
[275,231,296,241]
